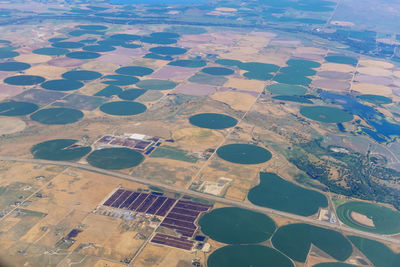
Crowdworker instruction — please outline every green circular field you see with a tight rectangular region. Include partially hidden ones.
[313,263,358,267]
[267,83,307,96]
[201,67,234,76]
[115,66,154,76]
[33,47,70,56]
[141,36,177,45]
[238,62,279,73]
[0,50,19,59]
[52,41,84,49]
[100,101,147,116]
[286,59,321,69]
[272,95,313,104]
[0,62,30,71]
[300,106,353,123]
[62,70,102,81]
[189,113,238,129]
[168,60,206,68]
[215,59,241,66]
[243,71,272,80]
[30,108,84,124]
[336,201,400,234]
[325,56,358,66]
[109,33,140,41]
[208,245,293,267]
[4,75,45,86]
[41,79,84,91]
[150,32,180,39]
[77,25,108,31]
[118,89,146,101]
[273,73,312,86]
[199,207,276,244]
[280,66,317,77]
[66,51,101,59]
[0,101,38,116]
[31,139,91,161]
[149,46,187,55]
[82,45,115,52]
[216,144,272,164]
[102,75,139,86]
[136,79,177,90]
[86,147,144,170]
[358,94,392,105]
[272,223,353,263]
[248,172,328,216]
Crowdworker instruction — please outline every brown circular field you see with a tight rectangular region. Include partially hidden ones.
[0,117,26,134]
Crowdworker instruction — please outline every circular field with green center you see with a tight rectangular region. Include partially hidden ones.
[216,59,241,66]
[118,89,146,101]
[52,41,84,49]
[86,147,144,170]
[83,45,115,52]
[62,70,102,81]
[115,66,154,76]
[168,60,206,68]
[199,207,276,244]
[136,79,177,90]
[201,67,234,76]
[0,50,18,59]
[4,75,45,86]
[33,47,70,56]
[100,101,146,116]
[216,144,272,164]
[272,95,313,104]
[141,36,177,45]
[358,94,392,105]
[208,245,293,267]
[286,59,321,69]
[149,46,187,55]
[109,34,140,41]
[189,113,237,129]
[41,79,84,91]
[325,56,357,66]
[0,101,38,116]
[272,223,353,263]
[267,83,307,96]
[0,62,30,71]
[102,75,139,86]
[30,108,84,124]
[336,201,400,234]
[300,106,353,123]
[77,25,108,31]
[66,51,101,59]
[31,139,91,161]
[248,172,328,216]
[150,32,180,39]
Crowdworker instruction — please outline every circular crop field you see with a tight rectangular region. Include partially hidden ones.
[286,59,321,69]
[100,101,147,116]
[300,106,353,123]
[118,89,146,101]
[33,47,70,56]
[267,83,307,96]
[102,75,139,86]
[150,32,180,39]
[208,245,293,267]
[199,207,276,244]
[313,263,358,267]
[0,101,38,116]
[62,70,102,81]
[0,50,19,59]
[115,66,154,76]
[82,45,115,52]
[168,59,206,68]
[189,113,237,129]
[325,55,357,66]
[109,33,140,41]
[52,41,84,49]
[358,94,392,105]
[30,108,83,124]
[41,79,84,91]
[216,144,272,164]
[272,95,313,104]
[215,59,241,66]
[273,73,312,86]
[149,46,187,55]
[86,147,144,170]
[31,139,91,161]
[201,67,234,76]
[0,62,30,71]
[141,36,177,45]
[336,201,400,234]
[136,79,177,90]
[4,75,45,86]
[66,51,101,59]
[77,25,108,31]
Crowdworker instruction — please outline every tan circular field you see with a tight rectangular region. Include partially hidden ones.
[0,117,26,134]
[173,127,224,150]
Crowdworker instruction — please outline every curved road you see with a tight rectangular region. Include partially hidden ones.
[0,155,399,245]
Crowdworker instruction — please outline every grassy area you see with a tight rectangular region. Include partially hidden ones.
[18,209,47,218]
[150,146,198,163]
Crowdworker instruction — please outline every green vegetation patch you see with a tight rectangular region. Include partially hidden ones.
[141,36,177,45]
[41,79,84,91]
[274,73,312,86]
[286,59,321,69]
[348,236,400,267]
[86,147,144,170]
[189,113,238,129]
[4,75,45,86]
[325,56,358,66]
[149,46,187,55]
[82,45,115,52]
[336,201,400,234]
[280,66,317,77]
[115,66,154,76]
[201,67,234,76]
[66,51,101,59]
[168,60,206,68]
[358,94,392,105]
[77,25,108,31]
[33,47,70,56]
[0,50,19,59]
[272,95,313,104]
[243,71,273,80]
[238,62,279,73]
[0,62,30,71]
[248,172,328,216]
[199,207,276,244]
[267,83,307,96]
[102,75,139,86]
[0,101,38,116]
[52,41,84,49]
[189,73,228,86]
[272,223,352,262]
[150,32,180,39]
[215,59,241,66]
[118,89,146,100]
[136,79,177,90]
[100,101,146,116]
[31,139,91,161]
[30,108,84,124]
[62,70,102,81]
[150,145,198,163]
[300,106,353,123]
[216,144,272,164]
[109,33,140,41]
[208,245,293,267]
[95,85,123,97]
